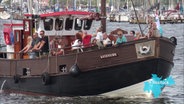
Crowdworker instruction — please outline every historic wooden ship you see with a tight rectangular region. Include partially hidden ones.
[0,1,177,97]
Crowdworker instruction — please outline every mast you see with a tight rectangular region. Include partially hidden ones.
[117,0,120,11]
[88,0,92,11]
[74,0,76,10]
[101,0,106,32]
[127,0,129,11]
[27,0,33,14]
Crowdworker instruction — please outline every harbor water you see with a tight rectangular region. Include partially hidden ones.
[0,20,183,104]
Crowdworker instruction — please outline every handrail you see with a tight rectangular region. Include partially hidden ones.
[0,37,169,59]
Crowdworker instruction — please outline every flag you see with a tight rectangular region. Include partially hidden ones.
[180,3,183,14]
[155,14,163,36]
[10,31,14,44]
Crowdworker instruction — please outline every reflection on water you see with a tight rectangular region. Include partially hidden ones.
[0,22,183,104]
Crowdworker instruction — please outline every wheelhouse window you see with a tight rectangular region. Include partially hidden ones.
[74,18,83,30]
[83,19,93,30]
[55,18,63,31]
[44,18,53,31]
[65,17,73,30]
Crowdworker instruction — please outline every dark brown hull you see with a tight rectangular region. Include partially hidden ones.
[0,37,176,96]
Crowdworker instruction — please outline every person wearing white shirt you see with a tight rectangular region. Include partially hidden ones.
[94,27,103,49]
[103,32,112,47]
[72,33,82,50]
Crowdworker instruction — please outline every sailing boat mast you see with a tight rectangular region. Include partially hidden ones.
[101,0,106,32]
[117,0,120,11]
[27,0,33,14]
[74,0,76,10]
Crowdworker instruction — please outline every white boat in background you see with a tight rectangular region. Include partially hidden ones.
[0,11,11,19]
[108,11,130,22]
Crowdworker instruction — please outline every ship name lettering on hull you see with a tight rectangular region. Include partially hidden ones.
[100,53,118,59]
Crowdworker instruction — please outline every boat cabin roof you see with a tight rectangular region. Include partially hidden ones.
[24,11,92,18]
[40,11,92,17]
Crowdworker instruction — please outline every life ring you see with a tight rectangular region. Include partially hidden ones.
[170,37,177,45]
[13,75,20,84]
[41,72,50,85]
[139,46,151,55]
[69,64,81,77]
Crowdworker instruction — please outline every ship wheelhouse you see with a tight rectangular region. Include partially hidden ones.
[22,11,97,55]
[34,11,95,37]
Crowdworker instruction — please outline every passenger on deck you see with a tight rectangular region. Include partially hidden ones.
[50,37,65,56]
[147,17,160,38]
[82,31,92,47]
[103,32,112,47]
[71,33,83,50]
[19,36,32,53]
[130,30,136,37]
[134,32,146,40]
[78,30,83,36]
[29,32,41,58]
[32,30,49,56]
[93,27,103,49]
[149,22,160,38]
[31,32,41,47]
[95,27,103,42]
[115,31,127,45]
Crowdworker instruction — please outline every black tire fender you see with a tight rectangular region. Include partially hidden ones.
[41,72,50,85]
[69,64,81,77]
[170,37,177,45]
[13,75,20,84]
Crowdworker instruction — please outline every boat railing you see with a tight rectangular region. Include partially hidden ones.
[50,43,98,55]
[0,37,169,59]
[0,43,98,59]
[0,51,21,59]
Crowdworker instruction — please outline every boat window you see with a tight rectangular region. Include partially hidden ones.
[65,17,73,30]
[43,18,53,31]
[74,18,83,30]
[83,19,93,30]
[55,18,63,31]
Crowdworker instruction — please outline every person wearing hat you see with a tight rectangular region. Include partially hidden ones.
[115,30,127,45]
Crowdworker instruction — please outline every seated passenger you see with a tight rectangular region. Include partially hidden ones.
[130,30,136,37]
[134,32,146,40]
[82,31,92,47]
[93,27,103,49]
[95,27,103,42]
[71,33,83,50]
[115,31,127,45]
[78,30,83,36]
[103,32,112,47]
[51,37,65,56]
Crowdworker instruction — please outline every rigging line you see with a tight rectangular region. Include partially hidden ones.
[130,0,144,36]
[75,50,79,64]
[42,55,50,73]
[55,52,58,73]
